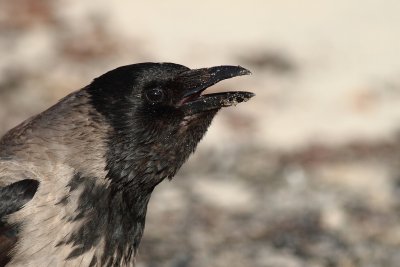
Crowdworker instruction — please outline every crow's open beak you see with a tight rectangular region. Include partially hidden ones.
[176,65,255,115]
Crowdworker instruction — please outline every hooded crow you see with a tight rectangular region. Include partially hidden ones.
[0,63,254,267]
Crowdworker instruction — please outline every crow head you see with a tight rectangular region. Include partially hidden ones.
[88,63,254,193]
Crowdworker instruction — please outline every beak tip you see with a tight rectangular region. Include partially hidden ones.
[238,66,252,76]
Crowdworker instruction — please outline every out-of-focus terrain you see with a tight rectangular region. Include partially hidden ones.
[1,1,400,266]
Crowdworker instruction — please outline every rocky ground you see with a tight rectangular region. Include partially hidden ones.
[1,1,400,266]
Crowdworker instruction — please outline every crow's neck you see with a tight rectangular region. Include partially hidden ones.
[60,173,152,266]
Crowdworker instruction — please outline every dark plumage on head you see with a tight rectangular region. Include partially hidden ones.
[88,63,253,191]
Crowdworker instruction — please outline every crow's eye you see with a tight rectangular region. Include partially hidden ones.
[145,88,165,104]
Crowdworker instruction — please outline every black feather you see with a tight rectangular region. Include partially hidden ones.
[0,179,39,218]
[0,179,39,267]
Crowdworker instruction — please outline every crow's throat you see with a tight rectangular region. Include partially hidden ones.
[58,173,151,266]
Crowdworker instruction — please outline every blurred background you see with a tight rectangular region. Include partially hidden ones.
[1,0,400,266]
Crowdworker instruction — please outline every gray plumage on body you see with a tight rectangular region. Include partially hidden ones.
[0,63,253,267]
